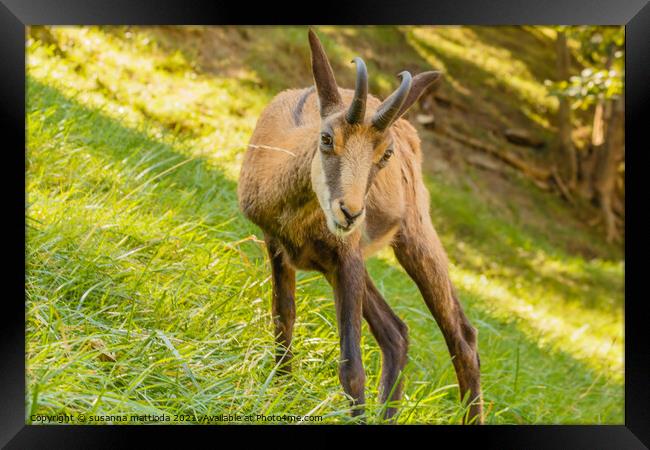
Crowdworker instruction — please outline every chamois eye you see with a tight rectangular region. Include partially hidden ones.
[320,132,333,149]
[378,147,393,168]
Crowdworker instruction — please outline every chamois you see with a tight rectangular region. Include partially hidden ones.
[238,29,483,423]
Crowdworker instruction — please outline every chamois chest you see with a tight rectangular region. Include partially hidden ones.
[271,200,401,273]
[270,200,340,272]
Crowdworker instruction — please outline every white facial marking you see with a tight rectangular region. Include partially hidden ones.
[311,153,354,238]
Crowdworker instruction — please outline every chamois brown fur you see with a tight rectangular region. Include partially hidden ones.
[238,29,483,423]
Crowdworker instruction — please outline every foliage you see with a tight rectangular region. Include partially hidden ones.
[546,26,624,110]
[570,26,624,68]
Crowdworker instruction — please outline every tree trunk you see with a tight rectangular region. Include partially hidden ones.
[579,44,617,201]
[593,46,616,147]
[555,31,578,189]
[592,101,606,147]
[594,96,624,243]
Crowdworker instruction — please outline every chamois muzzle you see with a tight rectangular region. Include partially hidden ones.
[345,57,368,124]
[371,71,413,131]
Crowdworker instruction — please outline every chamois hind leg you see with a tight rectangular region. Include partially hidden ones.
[392,218,483,424]
[265,234,296,374]
[363,270,408,420]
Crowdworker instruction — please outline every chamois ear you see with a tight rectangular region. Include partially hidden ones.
[308,28,342,117]
[394,71,442,121]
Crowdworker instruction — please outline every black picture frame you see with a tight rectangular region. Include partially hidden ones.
[4,0,648,447]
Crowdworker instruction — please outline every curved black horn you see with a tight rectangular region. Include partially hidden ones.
[371,71,413,131]
[345,57,368,124]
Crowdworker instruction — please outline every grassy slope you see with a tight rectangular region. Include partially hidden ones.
[26,26,623,424]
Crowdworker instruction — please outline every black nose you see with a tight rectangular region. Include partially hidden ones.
[340,203,364,225]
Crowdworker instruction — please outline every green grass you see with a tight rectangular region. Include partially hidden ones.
[26,26,623,424]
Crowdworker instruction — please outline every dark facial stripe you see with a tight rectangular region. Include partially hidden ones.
[321,153,342,200]
[293,86,315,126]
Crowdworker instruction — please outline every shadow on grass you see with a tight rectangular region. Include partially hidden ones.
[115,26,439,99]
[400,27,558,145]
[469,26,558,83]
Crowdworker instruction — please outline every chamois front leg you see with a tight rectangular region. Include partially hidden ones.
[393,219,483,424]
[329,249,366,418]
[363,270,408,420]
[265,235,296,374]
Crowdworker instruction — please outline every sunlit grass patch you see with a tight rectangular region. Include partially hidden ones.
[28,26,270,179]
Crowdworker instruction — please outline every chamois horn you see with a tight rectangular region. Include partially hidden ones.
[345,57,368,124]
[371,71,412,131]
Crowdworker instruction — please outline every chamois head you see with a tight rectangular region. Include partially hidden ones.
[307,29,441,237]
